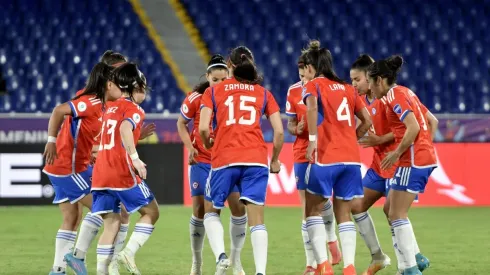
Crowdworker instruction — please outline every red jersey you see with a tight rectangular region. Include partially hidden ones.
[43,94,102,176]
[285,81,309,163]
[365,96,397,178]
[302,77,366,165]
[201,78,280,169]
[92,98,145,190]
[180,91,211,163]
[383,85,437,168]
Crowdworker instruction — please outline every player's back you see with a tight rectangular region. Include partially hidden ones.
[313,77,362,165]
[181,91,211,163]
[43,93,102,176]
[93,98,145,189]
[366,98,397,178]
[385,85,436,167]
[204,78,279,169]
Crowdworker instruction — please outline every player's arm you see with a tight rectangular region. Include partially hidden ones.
[354,93,372,139]
[176,116,194,151]
[287,116,298,135]
[120,120,147,179]
[355,107,372,140]
[199,107,213,149]
[269,111,284,164]
[425,111,438,141]
[43,102,73,164]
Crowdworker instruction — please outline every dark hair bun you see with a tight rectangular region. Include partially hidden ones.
[208,54,226,66]
[351,54,375,70]
[385,55,404,74]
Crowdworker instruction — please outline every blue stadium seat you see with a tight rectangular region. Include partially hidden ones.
[181,0,488,113]
[0,0,182,113]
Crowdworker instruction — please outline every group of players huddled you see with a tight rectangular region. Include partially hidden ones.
[44,39,437,275]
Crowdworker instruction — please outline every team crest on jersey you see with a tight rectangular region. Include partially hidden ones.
[77,102,87,112]
[192,182,199,189]
[393,104,402,114]
[133,113,141,123]
[182,103,189,113]
[286,101,291,111]
[89,177,92,182]
[372,108,376,115]
[295,176,299,183]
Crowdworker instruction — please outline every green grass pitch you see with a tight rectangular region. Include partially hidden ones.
[0,206,488,275]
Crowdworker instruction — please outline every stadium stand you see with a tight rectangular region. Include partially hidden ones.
[180,0,490,113]
[0,0,183,113]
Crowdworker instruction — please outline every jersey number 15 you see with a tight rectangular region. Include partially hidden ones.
[224,95,257,126]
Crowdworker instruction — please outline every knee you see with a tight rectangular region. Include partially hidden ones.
[120,209,130,224]
[383,203,390,218]
[350,199,365,215]
[62,211,80,230]
[229,201,246,217]
[193,203,205,219]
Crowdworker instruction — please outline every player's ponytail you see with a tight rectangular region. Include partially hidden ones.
[73,62,113,102]
[99,50,128,66]
[112,63,149,101]
[194,54,228,94]
[229,46,263,85]
[367,55,404,85]
[304,40,346,84]
[351,54,375,72]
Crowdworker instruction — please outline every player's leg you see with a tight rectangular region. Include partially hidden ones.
[295,163,316,274]
[69,168,104,265]
[389,167,433,275]
[227,189,247,275]
[352,170,391,274]
[332,165,363,275]
[117,182,160,275]
[304,164,334,275]
[187,163,208,275]
[204,168,239,275]
[321,198,341,265]
[239,166,270,275]
[47,175,84,275]
[114,204,130,258]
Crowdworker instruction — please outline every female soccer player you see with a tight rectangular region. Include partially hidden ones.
[302,40,372,275]
[43,61,125,275]
[199,46,284,275]
[177,54,247,275]
[351,55,434,275]
[64,52,155,275]
[90,63,158,275]
[367,56,437,275]
[285,54,340,274]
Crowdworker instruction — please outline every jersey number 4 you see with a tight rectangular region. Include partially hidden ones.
[99,119,117,150]
[337,97,352,126]
[224,95,257,126]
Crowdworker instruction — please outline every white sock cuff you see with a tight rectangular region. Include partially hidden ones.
[134,223,154,235]
[119,223,130,232]
[204,212,220,220]
[250,224,266,233]
[338,221,356,233]
[352,212,369,222]
[305,216,323,228]
[56,230,77,242]
[96,244,114,255]
[392,219,411,229]
[301,221,307,231]
[230,214,248,225]
[323,199,333,210]
[190,216,204,227]
[84,212,103,227]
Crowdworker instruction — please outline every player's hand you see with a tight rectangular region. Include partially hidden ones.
[139,123,156,140]
[270,159,281,174]
[306,140,316,162]
[132,158,147,179]
[188,147,199,165]
[90,152,97,165]
[296,116,305,135]
[381,150,401,170]
[204,138,214,150]
[359,132,381,148]
[43,142,58,165]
